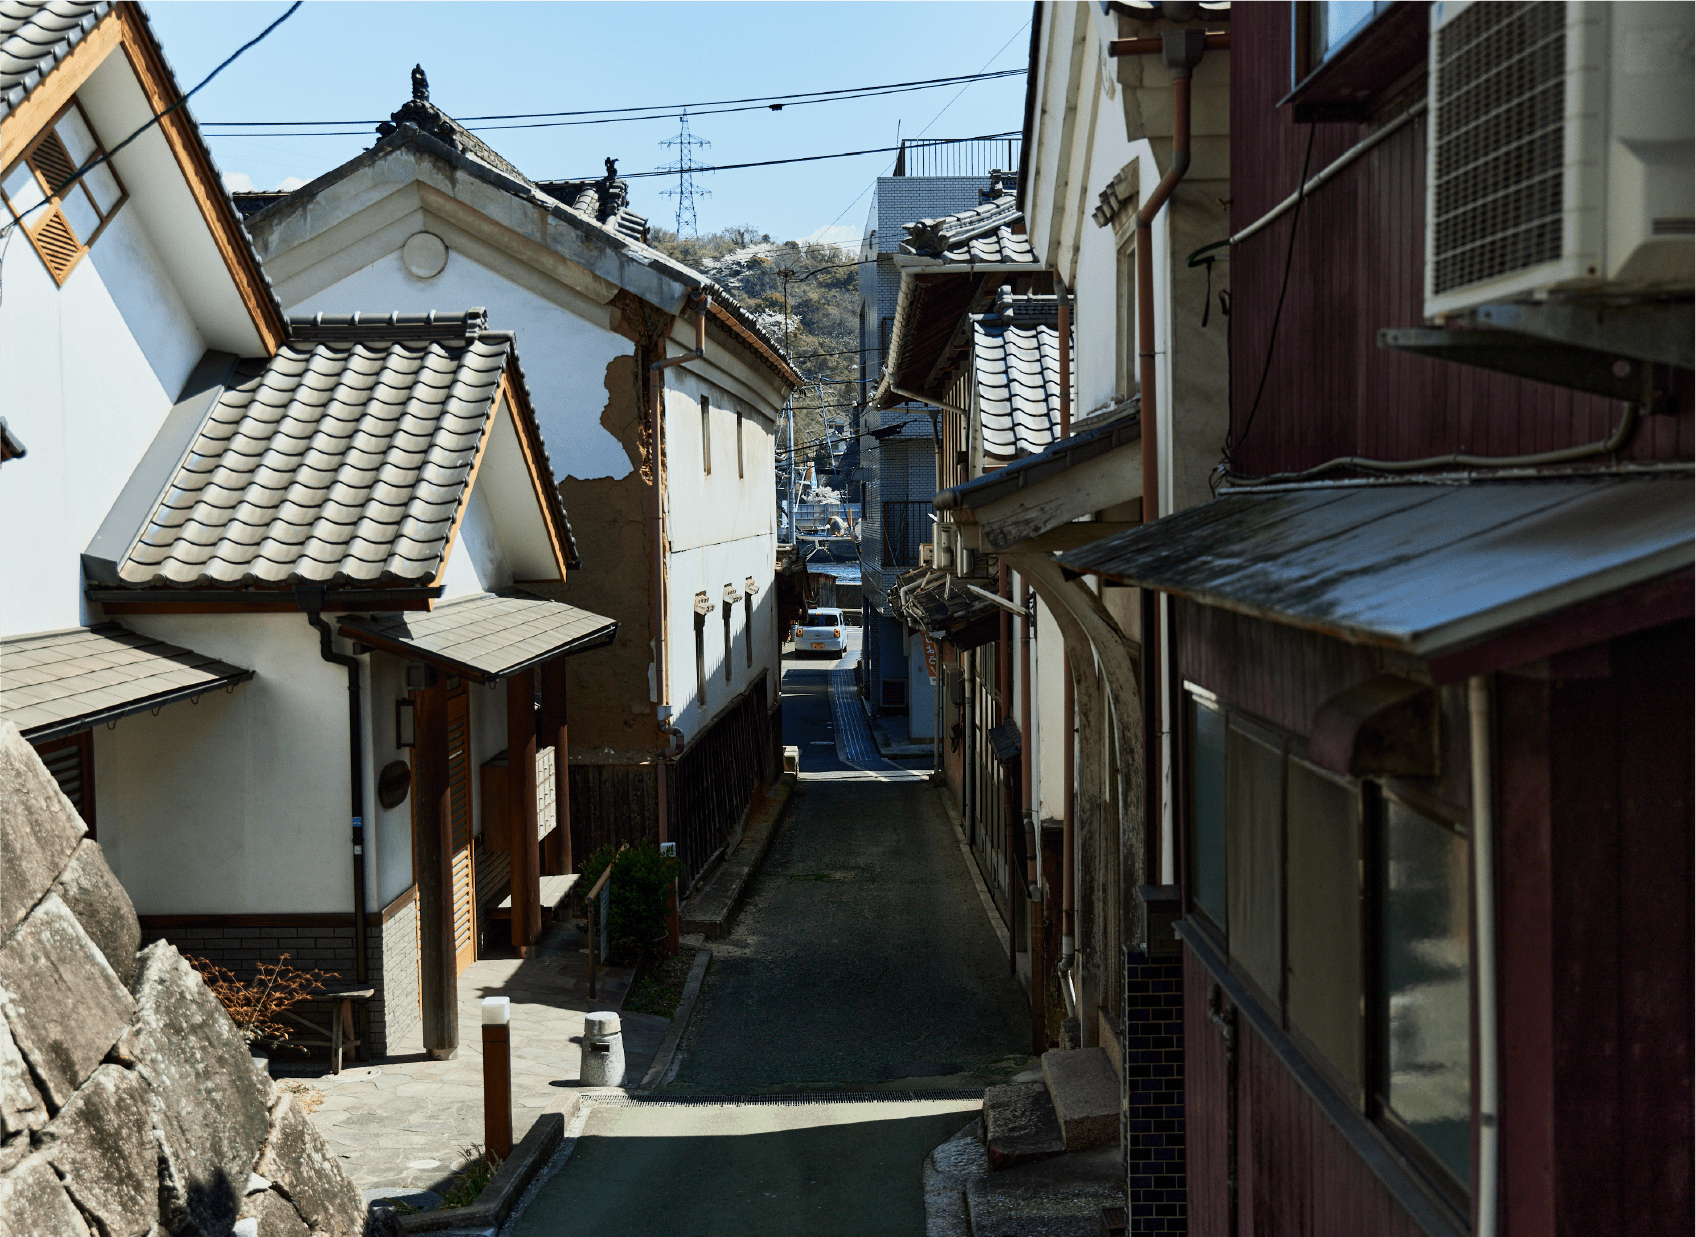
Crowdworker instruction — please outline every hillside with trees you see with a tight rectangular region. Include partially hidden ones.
[648,226,861,483]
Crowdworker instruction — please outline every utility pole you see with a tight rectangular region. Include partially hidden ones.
[658,109,710,236]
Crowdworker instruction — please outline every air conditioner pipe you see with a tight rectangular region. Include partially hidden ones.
[1469,676,1500,1237]
[650,291,711,846]
[299,595,368,989]
[1059,649,1077,1015]
[1055,277,1072,440]
[1020,584,1037,902]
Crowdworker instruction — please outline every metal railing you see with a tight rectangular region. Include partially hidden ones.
[880,500,932,568]
[894,136,1022,178]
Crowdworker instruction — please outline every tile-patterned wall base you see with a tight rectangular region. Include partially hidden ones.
[1124,946,1186,1234]
[139,918,404,1059]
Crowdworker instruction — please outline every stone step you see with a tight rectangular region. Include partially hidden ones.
[964,1143,1124,1236]
[1041,1046,1120,1152]
[981,1081,1065,1171]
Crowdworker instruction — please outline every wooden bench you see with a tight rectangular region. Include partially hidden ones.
[490,873,580,924]
[278,986,375,1074]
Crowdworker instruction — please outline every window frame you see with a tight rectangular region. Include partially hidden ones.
[1291,1,1397,86]
[743,592,754,668]
[1369,782,1475,1207]
[1179,684,1474,1209]
[700,395,712,475]
[736,407,744,479]
[1,97,128,286]
[693,606,707,705]
[721,598,733,683]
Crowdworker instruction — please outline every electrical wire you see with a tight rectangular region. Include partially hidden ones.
[1224,122,1317,462]
[203,69,1027,128]
[3,2,302,235]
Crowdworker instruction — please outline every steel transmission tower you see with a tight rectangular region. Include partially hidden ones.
[659,109,710,235]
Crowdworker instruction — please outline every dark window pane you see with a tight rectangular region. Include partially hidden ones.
[1380,798,1472,1189]
[1227,726,1283,999]
[1189,699,1227,928]
[1286,761,1362,1090]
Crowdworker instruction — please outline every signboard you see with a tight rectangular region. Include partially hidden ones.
[922,634,938,685]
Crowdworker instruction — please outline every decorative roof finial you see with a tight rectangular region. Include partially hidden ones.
[411,64,429,103]
[605,157,618,180]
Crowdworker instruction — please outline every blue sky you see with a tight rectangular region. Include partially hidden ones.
[145,1,1033,247]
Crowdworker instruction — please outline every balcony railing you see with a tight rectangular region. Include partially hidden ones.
[880,500,932,569]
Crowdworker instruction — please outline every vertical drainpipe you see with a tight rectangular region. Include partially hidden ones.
[1060,649,1077,1014]
[1135,30,1205,888]
[998,564,1015,978]
[1469,676,1500,1237]
[298,591,368,989]
[1020,586,1037,896]
[650,292,710,843]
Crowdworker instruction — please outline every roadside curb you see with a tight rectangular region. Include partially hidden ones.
[935,784,1013,961]
[679,774,797,939]
[634,946,713,1092]
[382,1101,571,1236]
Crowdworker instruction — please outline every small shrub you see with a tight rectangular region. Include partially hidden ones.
[579,841,680,962]
[186,953,339,1046]
[440,1145,501,1209]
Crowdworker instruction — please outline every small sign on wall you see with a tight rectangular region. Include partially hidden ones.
[922,634,938,685]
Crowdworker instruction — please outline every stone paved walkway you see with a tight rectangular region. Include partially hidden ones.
[275,922,667,1197]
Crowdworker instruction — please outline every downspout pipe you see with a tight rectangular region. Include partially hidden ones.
[1059,650,1077,1015]
[297,590,368,988]
[1469,676,1500,1237]
[1020,585,1037,902]
[650,293,711,844]
[1131,26,1207,906]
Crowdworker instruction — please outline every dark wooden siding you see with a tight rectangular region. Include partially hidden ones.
[568,760,658,866]
[1172,599,1474,811]
[1185,945,1428,1237]
[1495,618,1694,1234]
[1226,4,1693,479]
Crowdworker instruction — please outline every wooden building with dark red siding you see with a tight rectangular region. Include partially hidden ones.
[1062,3,1693,1235]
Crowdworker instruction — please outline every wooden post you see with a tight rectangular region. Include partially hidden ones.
[538,656,571,875]
[481,997,512,1160]
[413,678,458,1060]
[506,669,541,956]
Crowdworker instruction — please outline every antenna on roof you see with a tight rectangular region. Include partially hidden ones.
[658,109,710,236]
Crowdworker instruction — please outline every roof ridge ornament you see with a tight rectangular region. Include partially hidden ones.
[412,64,429,103]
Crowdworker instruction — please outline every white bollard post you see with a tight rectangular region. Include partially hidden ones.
[579,1011,625,1087]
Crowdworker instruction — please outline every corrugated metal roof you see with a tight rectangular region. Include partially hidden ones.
[1,624,252,742]
[975,320,1070,459]
[339,591,617,682]
[1056,476,1695,656]
[0,0,108,120]
[112,311,521,589]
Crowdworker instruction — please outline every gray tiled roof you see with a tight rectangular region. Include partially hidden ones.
[1,624,252,742]
[339,591,617,683]
[975,320,1071,460]
[899,195,1036,265]
[114,311,527,589]
[0,0,108,120]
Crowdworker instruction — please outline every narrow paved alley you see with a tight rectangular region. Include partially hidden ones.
[511,633,1031,1235]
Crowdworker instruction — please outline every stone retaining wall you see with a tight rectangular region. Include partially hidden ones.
[0,722,368,1237]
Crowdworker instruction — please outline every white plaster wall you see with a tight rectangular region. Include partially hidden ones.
[95,613,358,915]
[661,375,779,550]
[0,205,207,636]
[665,532,778,742]
[285,248,636,482]
[367,652,415,908]
[467,676,508,841]
[435,485,512,600]
[658,371,779,743]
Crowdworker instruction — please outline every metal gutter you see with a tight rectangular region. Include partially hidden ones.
[87,586,445,607]
[17,670,255,744]
[933,411,1141,511]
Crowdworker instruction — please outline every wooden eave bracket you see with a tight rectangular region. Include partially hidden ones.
[1308,673,1438,779]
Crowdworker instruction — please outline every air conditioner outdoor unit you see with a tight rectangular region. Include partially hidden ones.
[1425,1,1694,320]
